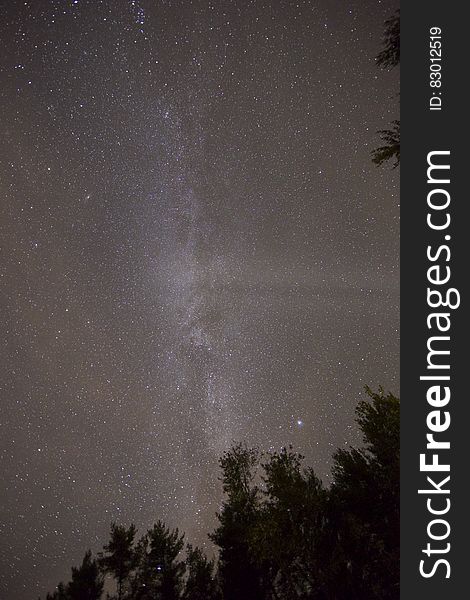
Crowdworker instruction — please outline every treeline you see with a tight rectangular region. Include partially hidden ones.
[43,387,399,600]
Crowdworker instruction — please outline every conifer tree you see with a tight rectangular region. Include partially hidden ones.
[132,521,185,600]
[67,551,103,600]
[182,544,220,600]
[99,523,137,600]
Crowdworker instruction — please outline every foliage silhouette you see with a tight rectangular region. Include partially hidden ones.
[42,388,399,600]
[182,544,220,600]
[47,551,103,600]
[373,10,400,168]
[209,444,268,600]
[376,10,400,70]
[131,521,185,600]
[372,120,400,168]
[98,523,138,600]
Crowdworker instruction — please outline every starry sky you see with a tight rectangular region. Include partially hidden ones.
[0,1,399,598]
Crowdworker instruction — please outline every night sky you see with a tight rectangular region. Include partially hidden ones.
[0,1,399,598]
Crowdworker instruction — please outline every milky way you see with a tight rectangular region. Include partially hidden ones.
[0,1,399,598]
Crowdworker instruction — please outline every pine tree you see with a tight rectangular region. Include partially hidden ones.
[132,520,185,600]
[182,545,220,600]
[45,581,68,600]
[372,10,400,167]
[98,523,137,600]
[376,10,400,69]
[67,551,103,600]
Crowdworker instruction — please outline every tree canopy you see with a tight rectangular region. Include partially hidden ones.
[42,387,399,600]
[373,10,400,168]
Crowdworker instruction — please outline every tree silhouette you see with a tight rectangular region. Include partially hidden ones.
[42,388,399,600]
[328,387,400,599]
[376,10,400,69]
[45,581,68,600]
[373,10,400,168]
[209,444,268,600]
[67,551,104,600]
[98,523,138,600]
[132,521,185,600]
[182,544,220,600]
[372,120,400,168]
[250,447,328,599]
